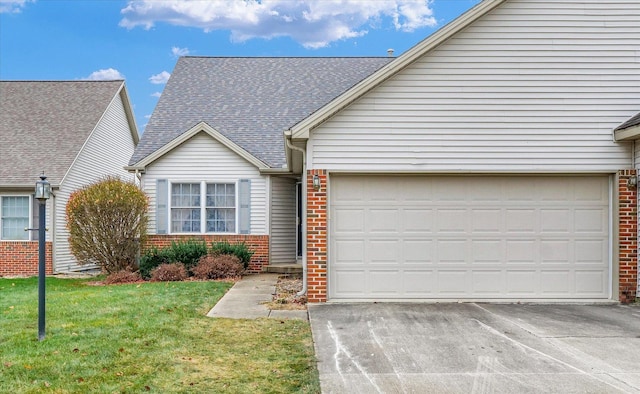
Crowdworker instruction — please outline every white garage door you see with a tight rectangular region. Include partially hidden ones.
[329,175,610,300]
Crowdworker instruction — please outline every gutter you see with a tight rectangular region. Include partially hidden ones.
[284,132,308,297]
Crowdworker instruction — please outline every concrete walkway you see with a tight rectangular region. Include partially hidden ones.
[206,273,308,320]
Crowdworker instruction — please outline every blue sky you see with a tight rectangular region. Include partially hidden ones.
[0,0,480,132]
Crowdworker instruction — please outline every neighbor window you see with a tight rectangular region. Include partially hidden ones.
[1,196,30,240]
[170,182,236,233]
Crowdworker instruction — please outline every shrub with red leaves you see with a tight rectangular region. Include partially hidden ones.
[150,263,188,282]
[105,270,142,284]
[192,255,244,280]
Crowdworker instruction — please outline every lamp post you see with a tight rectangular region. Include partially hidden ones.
[35,174,51,341]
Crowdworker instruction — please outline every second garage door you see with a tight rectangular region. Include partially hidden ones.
[329,175,610,300]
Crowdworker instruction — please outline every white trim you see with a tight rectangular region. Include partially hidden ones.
[131,122,269,170]
[614,124,640,141]
[288,0,506,140]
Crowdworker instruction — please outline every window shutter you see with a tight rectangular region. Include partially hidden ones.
[238,179,251,234]
[156,179,168,234]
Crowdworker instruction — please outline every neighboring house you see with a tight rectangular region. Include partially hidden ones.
[132,0,639,303]
[0,81,139,275]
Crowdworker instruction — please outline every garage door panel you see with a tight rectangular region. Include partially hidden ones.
[574,209,607,233]
[541,209,571,233]
[575,271,606,294]
[506,239,537,263]
[329,175,610,300]
[403,209,434,232]
[506,209,537,233]
[333,208,364,233]
[471,209,502,232]
[437,270,468,294]
[472,271,503,294]
[575,240,607,263]
[472,240,503,263]
[437,209,467,233]
[506,271,537,294]
[437,240,467,263]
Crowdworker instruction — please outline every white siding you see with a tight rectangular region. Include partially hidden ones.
[143,132,268,234]
[54,93,137,272]
[270,177,297,264]
[310,0,639,172]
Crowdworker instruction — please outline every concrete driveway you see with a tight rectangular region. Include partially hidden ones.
[308,303,640,393]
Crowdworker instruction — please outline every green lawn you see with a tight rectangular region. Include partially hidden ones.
[0,277,320,393]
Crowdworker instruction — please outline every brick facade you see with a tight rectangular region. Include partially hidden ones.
[618,170,638,302]
[144,234,269,273]
[0,241,53,276]
[306,170,328,303]
[305,170,639,303]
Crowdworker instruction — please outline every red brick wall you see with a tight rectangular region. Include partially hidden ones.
[306,170,328,303]
[618,170,638,302]
[144,234,269,273]
[0,241,53,276]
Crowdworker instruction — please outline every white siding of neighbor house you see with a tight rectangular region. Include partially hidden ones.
[309,0,639,172]
[54,92,137,273]
[270,177,297,264]
[143,132,268,235]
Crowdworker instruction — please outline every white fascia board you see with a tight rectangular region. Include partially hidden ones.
[131,121,270,170]
[118,83,140,145]
[614,125,640,141]
[288,0,506,140]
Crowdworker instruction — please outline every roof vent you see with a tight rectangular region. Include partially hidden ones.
[387,48,394,57]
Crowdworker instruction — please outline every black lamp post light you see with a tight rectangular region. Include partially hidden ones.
[34,174,51,341]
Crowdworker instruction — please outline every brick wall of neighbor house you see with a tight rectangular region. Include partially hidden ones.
[144,235,269,273]
[306,169,328,303]
[618,170,638,302]
[0,242,53,276]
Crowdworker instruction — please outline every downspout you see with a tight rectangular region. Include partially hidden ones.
[285,136,308,297]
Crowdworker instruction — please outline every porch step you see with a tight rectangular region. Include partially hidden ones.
[264,264,303,275]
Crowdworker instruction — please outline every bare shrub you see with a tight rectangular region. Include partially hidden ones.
[192,255,243,280]
[66,177,148,274]
[105,270,142,284]
[150,263,187,282]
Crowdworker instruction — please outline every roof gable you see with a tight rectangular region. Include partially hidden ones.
[127,122,268,170]
[0,80,135,186]
[130,56,393,168]
[289,0,506,139]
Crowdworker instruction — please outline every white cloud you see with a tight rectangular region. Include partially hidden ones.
[120,0,437,49]
[82,68,125,80]
[149,71,170,84]
[151,91,162,97]
[171,46,190,57]
[0,0,34,13]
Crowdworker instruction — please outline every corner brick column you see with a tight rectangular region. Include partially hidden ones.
[618,170,638,302]
[307,169,328,302]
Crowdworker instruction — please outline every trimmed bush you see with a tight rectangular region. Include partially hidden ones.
[168,239,208,272]
[150,263,188,282]
[66,177,148,274]
[105,270,142,285]
[210,241,254,269]
[139,246,173,279]
[192,255,244,280]
[139,240,208,279]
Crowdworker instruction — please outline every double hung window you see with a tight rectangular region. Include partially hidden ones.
[1,196,30,240]
[171,182,236,233]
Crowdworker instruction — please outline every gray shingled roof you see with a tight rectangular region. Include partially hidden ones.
[615,112,640,131]
[130,57,393,168]
[0,81,124,186]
